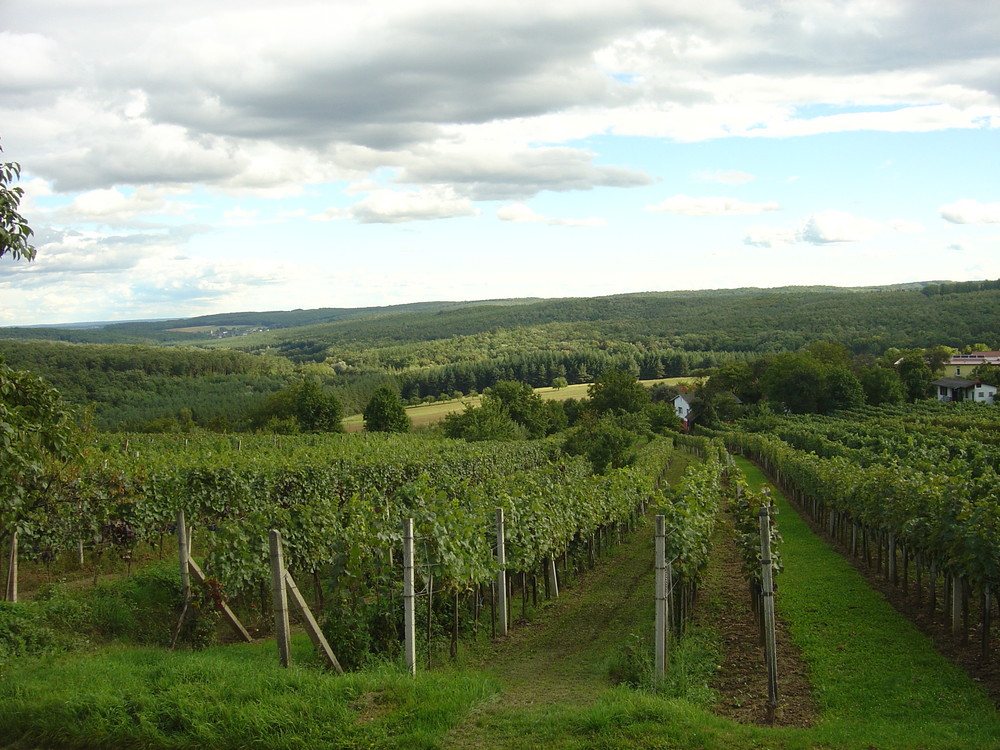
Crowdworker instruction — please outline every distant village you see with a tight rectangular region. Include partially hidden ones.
[207,327,269,339]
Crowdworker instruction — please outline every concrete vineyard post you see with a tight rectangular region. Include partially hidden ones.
[654,515,667,686]
[403,518,416,676]
[496,508,508,637]
[4,531,17,603]
[759,506,779,720]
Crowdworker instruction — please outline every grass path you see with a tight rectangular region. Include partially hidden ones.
[444,502,658,747]
[734,455,1000,749]
[444,454,1000,749]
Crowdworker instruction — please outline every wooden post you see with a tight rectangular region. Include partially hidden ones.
[496,509,508,637]
[759,507,779,720]
[426,570,434,671]
[403,518,416,676]
[177,511,190,601]
[4,531,17,603]
[269,530,291,668]
[169,513,192,649]
[285,570,343,673]
[187,559,252,642]
[666,559,674,633]
[654,515,667,687]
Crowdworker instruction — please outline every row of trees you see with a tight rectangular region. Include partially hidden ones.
[695,342,995,424]
[443,369,682,473]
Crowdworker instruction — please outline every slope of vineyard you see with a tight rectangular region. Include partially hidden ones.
[706,400,1000,669]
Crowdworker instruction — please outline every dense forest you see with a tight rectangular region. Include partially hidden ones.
[1,282,998,431]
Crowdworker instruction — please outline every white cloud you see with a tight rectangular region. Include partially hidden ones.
[396,146,653,200]
[313,186,479,224]
[799,210,884,244]
[497,203,606,227]
[743,225,800,249]
[5,0,999,197]
[940,199,1000,224]
[52,186,191,225]
[744,209,919,247]
[647,195,780,216]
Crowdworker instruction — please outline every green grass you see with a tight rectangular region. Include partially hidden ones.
[0,637,498,749]
[733,456,1000,749]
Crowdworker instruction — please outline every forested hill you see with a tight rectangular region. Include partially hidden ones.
[2,280,998,431]
[0,298,542,344]
[205,283,998,361]
[2,282,999,360]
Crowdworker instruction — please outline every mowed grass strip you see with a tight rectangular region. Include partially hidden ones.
[0,637,498,750]
[734,455,1000,749]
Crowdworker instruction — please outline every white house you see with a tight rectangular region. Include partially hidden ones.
[931,377,997,404]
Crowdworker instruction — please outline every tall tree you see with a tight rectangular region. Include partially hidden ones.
[363,386,410,433]
[587,368,650,414]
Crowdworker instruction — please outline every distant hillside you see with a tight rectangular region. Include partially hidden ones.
[0,298,543,344]
[3,279,998,432]
[193,282,1000,361]
[2,281,996,359]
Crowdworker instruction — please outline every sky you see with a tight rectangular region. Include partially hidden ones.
[1,0,998,326]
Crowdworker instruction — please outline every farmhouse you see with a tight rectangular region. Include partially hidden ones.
[672,392,698,430]
[946,351,1000,378]
[931,377,997,404]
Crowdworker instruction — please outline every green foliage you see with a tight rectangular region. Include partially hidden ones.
[972,362,1000,387]
[644,402,682,435]
[0,360,78,535]
[713,400,1000,591]
[442,398,526,441]
[563,415,639,474]
[363,386,410,433]
[760,352,827,413]
[0,562,205,666]
[441,380,550,441]
[859,365,905,406]
[0,144,35,262]
[656,445,726,588]
[251,379,343,432]
[820,366,864,413]
[489,380,550,437]
[895,350,934,401]
[587,368,650,415]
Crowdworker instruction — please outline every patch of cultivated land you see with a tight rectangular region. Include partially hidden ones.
[5,452,1000,749]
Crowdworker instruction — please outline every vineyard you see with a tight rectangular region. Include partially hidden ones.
[3,403,1000,748]
[708,400,1000,658]
[4,431,692,663]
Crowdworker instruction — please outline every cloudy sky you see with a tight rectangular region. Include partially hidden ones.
[1,0,998,326]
